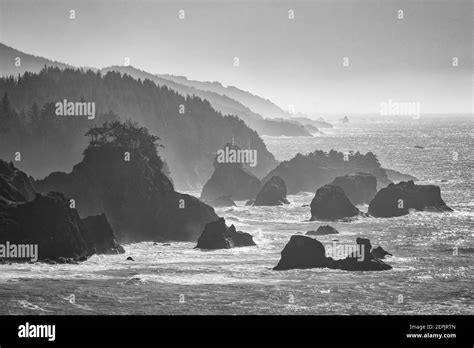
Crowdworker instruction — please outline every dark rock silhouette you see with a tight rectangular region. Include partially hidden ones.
[209,196,236,208]
[368,180,452,217]
[35,121,219,242]
[195,218,256,249]
[306,225,339,236]
[273,235,328,270]
[82,214,125,255]
[273,235,392,271]
[329,173,377,205]
[371,246,392,259]
[262,150,391,195]
[200,143,261,202]
[0,161,124,262]
[310,185,361,221]
[254,176,289,206]
[0,191,118,262]
[334,237,392,271]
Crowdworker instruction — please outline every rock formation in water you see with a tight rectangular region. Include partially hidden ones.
[368,180,452,217]
[81,214,125,255]
[262,150,391,195]
[195,218,256,249]
[329,173,377,205]
[306,225,339,236]
[0,160,124,262]
[35,121,219,242]
[371,246,392,259]
[254,176,289,206]
[200,143,261,203]
[310,185,362,221]
[273,235,392,271]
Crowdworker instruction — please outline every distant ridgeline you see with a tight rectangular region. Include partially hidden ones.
[0,67,277,189]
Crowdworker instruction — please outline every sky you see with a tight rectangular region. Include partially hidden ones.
[0,0,472,115]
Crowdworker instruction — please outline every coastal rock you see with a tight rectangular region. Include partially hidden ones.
[82,214,125,254]
[200,144,261,202]
[371,246,392,259]
[310,185,361,221]
[0,159,123,262]
[306,225,339,236]
[195,218,256,249]
[334,237,392,271]
[254,176,289,206]
[368,180,452,217]
[35,122,219,242]
[273,235,392,271]
[261,150,392,195]
[1,191,91,261]
[273,235,329,270]
[329,173,377,205]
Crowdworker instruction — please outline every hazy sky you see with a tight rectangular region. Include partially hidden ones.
[0,0,472,115]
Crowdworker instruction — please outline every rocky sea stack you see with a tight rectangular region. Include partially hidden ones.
[368,180,452,217]
[273,235,392,271]
[195,218,256,249]
[262,150,391,194]
[35,121,218,242]
[254,176,289,206]
[82,214,125,255]
[330,173,377,205]
[310,185,361,221]
[200,143,261,203]
[0,159,124,262]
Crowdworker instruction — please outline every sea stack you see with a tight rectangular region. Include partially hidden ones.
[310,185,361,221]
[195,218,256,250]
[368,180,452,217]
[254,176,289,206]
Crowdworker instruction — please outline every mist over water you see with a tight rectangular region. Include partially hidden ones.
[1,116,472,315]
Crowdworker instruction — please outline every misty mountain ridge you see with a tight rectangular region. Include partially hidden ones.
[102,66,313,137]
[0,43,315,137]
[0,66,278,189]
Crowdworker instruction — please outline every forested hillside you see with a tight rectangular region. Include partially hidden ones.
[0,67,277,188]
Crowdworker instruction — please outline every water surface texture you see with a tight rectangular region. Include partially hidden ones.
[1,116,472,315]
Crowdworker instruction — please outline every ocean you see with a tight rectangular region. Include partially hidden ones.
[1,115,472,315]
